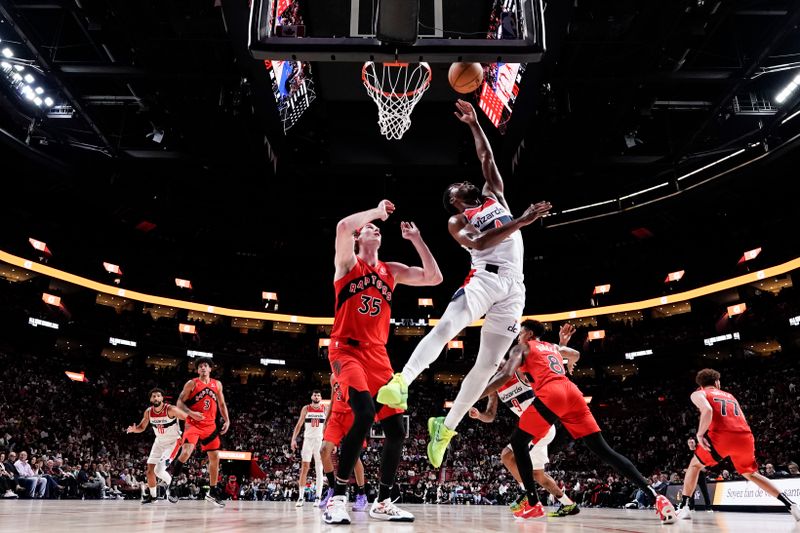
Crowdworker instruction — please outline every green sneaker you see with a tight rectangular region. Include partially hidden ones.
[547,502,580,517]
[376,373,408,410]
[426,417,457,468]
[510,495,528,513]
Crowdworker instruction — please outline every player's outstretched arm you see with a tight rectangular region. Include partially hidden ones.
[450,201,552,251]
[290,406,308,452]
[217,381,230,435]
[469,393,499,423]
[334,200,395,278]
[387,221,443,286]
[690,390,714,450]
[125,409,150,434]
[454,99,505,204]
[167,404,202,422]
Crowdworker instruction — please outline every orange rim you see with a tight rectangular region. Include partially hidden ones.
[362,61,432,98]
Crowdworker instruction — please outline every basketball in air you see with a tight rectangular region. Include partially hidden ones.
[448,62,484,94]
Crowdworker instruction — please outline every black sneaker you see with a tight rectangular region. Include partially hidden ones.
[142,493,155,505]
[167,480,179,504]
[204,487,225,508]
[547,502,580,517]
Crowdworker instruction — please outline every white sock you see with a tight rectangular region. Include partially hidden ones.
[401,298,473,384]
[156,465,172,486]
[558,494,574,505]
[149,486,157,497]
[443,331,514,430]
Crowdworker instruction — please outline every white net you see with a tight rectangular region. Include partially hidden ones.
[362,62,432,140]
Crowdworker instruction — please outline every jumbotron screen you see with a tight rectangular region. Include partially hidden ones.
[264,0,315,133]
[478,0,527,133]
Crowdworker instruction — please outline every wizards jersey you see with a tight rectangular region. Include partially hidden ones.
[304,404,326,439]
[463,196,523,274]
[149,403,181,441]
[332,257,395,345]
[497,373,535,417]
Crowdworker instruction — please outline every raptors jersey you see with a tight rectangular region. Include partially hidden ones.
[185,377,220,429]
[463,196,524,274]
[304,404,326,438]
[497,373,535,417]
[332,257,395,345]
[702,388,751,434]
[149,404,181,441]
[519,340,568,393]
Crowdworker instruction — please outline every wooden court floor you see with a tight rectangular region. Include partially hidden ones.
[1,500,798,532]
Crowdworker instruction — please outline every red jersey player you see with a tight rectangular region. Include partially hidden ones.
[483,320,676,523]
[318,374,368,512]
[323,199,442,525]
[167,357,230,507]
[676,368,799,521]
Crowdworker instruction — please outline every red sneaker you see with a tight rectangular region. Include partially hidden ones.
[513,500,545,519]
[655,495,676,524]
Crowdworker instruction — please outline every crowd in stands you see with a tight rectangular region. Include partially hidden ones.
[1,342,797,506]
[1,275,798,506]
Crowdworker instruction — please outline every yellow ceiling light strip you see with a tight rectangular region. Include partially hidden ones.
[430,257,800,326]
[2,249,798,327]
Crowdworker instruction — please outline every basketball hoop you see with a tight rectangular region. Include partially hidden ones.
[362,62,432,140]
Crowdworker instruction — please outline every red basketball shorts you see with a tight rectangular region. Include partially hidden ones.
[695,431,758,474]
[328,341,404,421]
[183,423,220,452]
[519,380,601,441]
[323,410,368,448]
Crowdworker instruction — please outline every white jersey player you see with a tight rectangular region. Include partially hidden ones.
[291,390,328,506]
[379,98,552,467]
[125,388,201,504]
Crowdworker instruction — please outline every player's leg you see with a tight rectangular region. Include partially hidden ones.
[297,461,310,505]
[500,446,523,484]
[730,434,799,520]
[313,441,324,500]
[379,280,490,409]
[318,441,336,508]
[167,433,196,502]
[697,468,711,508]
[678,455,705,515]
[509,427,544,518]
[354,458,366,494]
[370,412,414,521]
[204,449,225,507]
[579,431,675,522]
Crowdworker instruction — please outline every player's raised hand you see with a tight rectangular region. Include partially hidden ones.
[559,323,576,346]
[454,99,477,125]
[400,221,420,241]
[468,407,480,419]
[518,201,552,226]
[377,199,395,221]
[220,419,230,435]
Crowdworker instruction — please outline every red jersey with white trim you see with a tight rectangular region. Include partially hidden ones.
[331,378,350,415]
[184,377,220,429]
[702,387,751,434]
[519,340,569,393]
[331,257,395,345]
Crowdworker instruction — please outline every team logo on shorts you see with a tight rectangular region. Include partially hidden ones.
[507,323,519,334]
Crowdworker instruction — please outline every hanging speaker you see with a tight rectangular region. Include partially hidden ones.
[376,0,420,45]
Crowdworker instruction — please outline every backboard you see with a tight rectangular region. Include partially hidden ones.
[248,0,545,63]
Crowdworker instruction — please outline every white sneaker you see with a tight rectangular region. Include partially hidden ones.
[676,506,692,520]
[323,495,351,524]
[369,498,415,522]
[3,490,18,499]
[790,503,800,521]
[295,496,304,508]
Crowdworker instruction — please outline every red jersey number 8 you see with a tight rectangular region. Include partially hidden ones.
[547,354,565,375]
[203,398,211,411]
